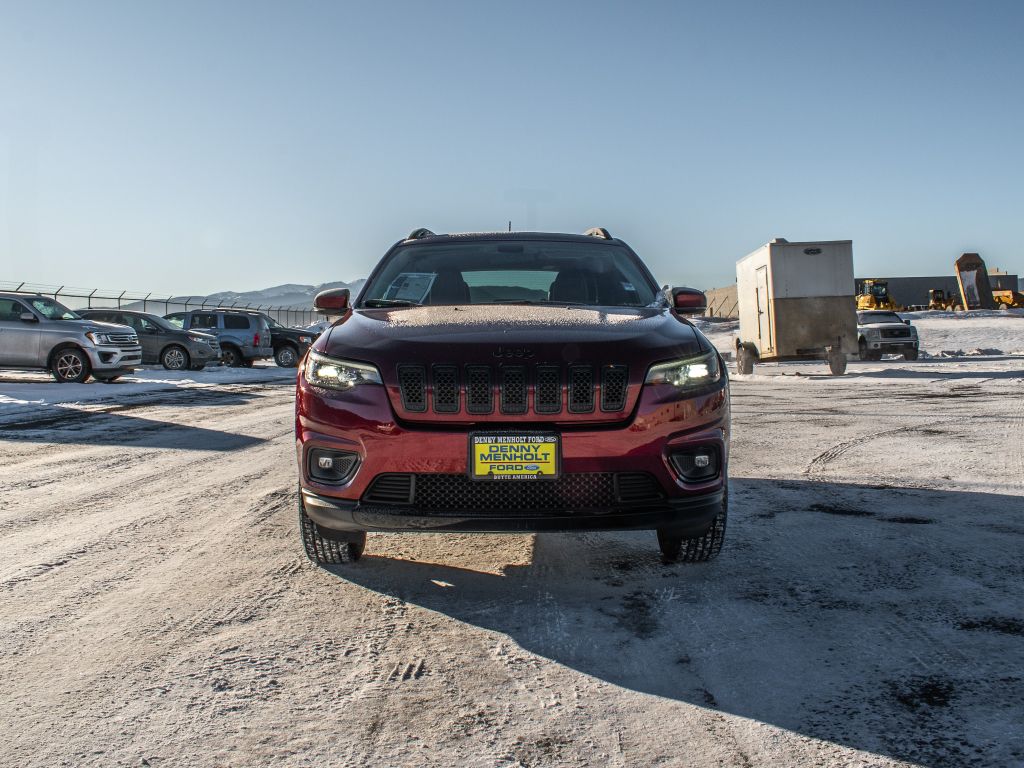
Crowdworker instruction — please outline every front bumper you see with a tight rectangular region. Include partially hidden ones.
[87,344,143,371]
[302,486,723,536]
[867,339,918,352]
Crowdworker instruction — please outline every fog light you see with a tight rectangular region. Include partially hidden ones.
[308,448,359,484]
[670,448,720,482]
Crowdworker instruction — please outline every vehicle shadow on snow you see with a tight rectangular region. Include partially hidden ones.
[0,408,266,451]
[330,478,1024,767]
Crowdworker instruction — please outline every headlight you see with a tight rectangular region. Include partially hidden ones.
[187,334,209,343]
[304,351,382,389]
[85,331,114,345]
[299,336,312,343]
[866,329,881,339]
[645,351,722,391]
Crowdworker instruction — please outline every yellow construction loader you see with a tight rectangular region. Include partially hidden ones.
[992,288,1024,309]
[927,288,958,311]
[856,279,900,311]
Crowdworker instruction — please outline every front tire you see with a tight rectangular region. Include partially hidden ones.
[161,344,190,371]
[904,349,919,361]
[657,493,727,563]
[275,345,299,367]
[51,348,91,383]
[299,496,365,564]
[858,339,869,361]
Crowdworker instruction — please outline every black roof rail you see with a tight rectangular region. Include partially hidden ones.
[406,228,437,240]
[583,227,612,240]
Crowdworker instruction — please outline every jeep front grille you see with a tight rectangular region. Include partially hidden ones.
[397,363,630,417]
[362,471,663,512]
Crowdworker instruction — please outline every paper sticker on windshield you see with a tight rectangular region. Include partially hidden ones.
[621,282,635,291]
[383,273,436,304]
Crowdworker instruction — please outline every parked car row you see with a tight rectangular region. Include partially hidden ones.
[0,291,320,383]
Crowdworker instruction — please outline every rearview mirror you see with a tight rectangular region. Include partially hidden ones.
[20,312,38,323]
[669,287,707,315]
[314,288,350,313]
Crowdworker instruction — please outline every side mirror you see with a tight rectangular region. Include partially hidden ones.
[903,319,910,325]
[20,312,38,323]
[314,288,350,313]
[669,287,707,315]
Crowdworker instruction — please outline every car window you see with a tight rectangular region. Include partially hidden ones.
[223,314,250,329]
[0,299,28,321]
[136,316,161,332]
[164,313,185,328]
[191,313,218,329]
[28,296,80,320]
[117,314,143,330]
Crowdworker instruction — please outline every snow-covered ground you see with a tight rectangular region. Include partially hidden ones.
[698,308,1024,359]
[0,364,297,426]
[1,329,1023,765]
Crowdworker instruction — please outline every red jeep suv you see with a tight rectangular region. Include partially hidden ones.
[295,228,730,564]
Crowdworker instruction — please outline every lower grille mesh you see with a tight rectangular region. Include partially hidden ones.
[362,472,664,513]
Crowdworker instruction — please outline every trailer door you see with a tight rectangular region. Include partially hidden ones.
[755,265,773,353]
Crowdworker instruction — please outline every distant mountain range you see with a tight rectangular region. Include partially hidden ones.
[172,280,366,309]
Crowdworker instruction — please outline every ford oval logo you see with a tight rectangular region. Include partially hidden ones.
[525,464,539,471]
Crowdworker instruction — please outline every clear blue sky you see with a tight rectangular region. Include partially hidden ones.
[1,0,1022,295]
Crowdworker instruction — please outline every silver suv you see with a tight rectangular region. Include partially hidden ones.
[0,293,142,383]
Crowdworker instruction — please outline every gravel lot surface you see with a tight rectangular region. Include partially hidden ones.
[1,358,1022,767]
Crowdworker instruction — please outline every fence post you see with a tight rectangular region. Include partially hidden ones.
[87,288,97,308]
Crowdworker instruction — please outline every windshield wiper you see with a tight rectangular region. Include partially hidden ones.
[491,299,590,306]
[363,299,421,308]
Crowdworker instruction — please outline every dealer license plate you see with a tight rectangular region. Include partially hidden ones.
[470,434,560,480]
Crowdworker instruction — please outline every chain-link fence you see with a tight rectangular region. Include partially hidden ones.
[0,282,317,327]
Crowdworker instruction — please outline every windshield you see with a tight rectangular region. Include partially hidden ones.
[260,313,284,328]
[359,241,659,308]
[859,312,902,324]
[138,314,176,332]
[30,297,80,320]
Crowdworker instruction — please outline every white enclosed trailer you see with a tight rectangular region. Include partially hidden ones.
[735,238,856,375]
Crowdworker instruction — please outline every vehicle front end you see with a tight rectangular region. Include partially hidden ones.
[82,325,143,373]
[295,231,731,564]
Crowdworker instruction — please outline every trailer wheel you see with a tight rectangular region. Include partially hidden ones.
[828,352,847,376]
[737,349,754,375]
[999,303,1010,311]
[858,339,869,361]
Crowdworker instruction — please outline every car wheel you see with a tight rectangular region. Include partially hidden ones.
[299,495,365,564]
[221,346,243,367]
[241,359,254,368]
[275,345,299,368]
[161,345,190,371]
[904,349,919,361]
[858,339,868,360]
[828,352,847,376]
[657,493,727,564]
[51,348,91,383]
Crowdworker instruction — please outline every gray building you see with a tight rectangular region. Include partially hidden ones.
[854,273,1019,307]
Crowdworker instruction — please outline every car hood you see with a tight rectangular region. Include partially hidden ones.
[320,305,710,366]
[859,322,912,330]
[69,320,137,335]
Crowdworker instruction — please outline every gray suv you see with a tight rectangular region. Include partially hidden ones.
[164,310,273,367]
[78,309,221,370]
[0,293,142,383]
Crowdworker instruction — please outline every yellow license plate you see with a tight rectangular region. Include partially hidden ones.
[470,434,560,480]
